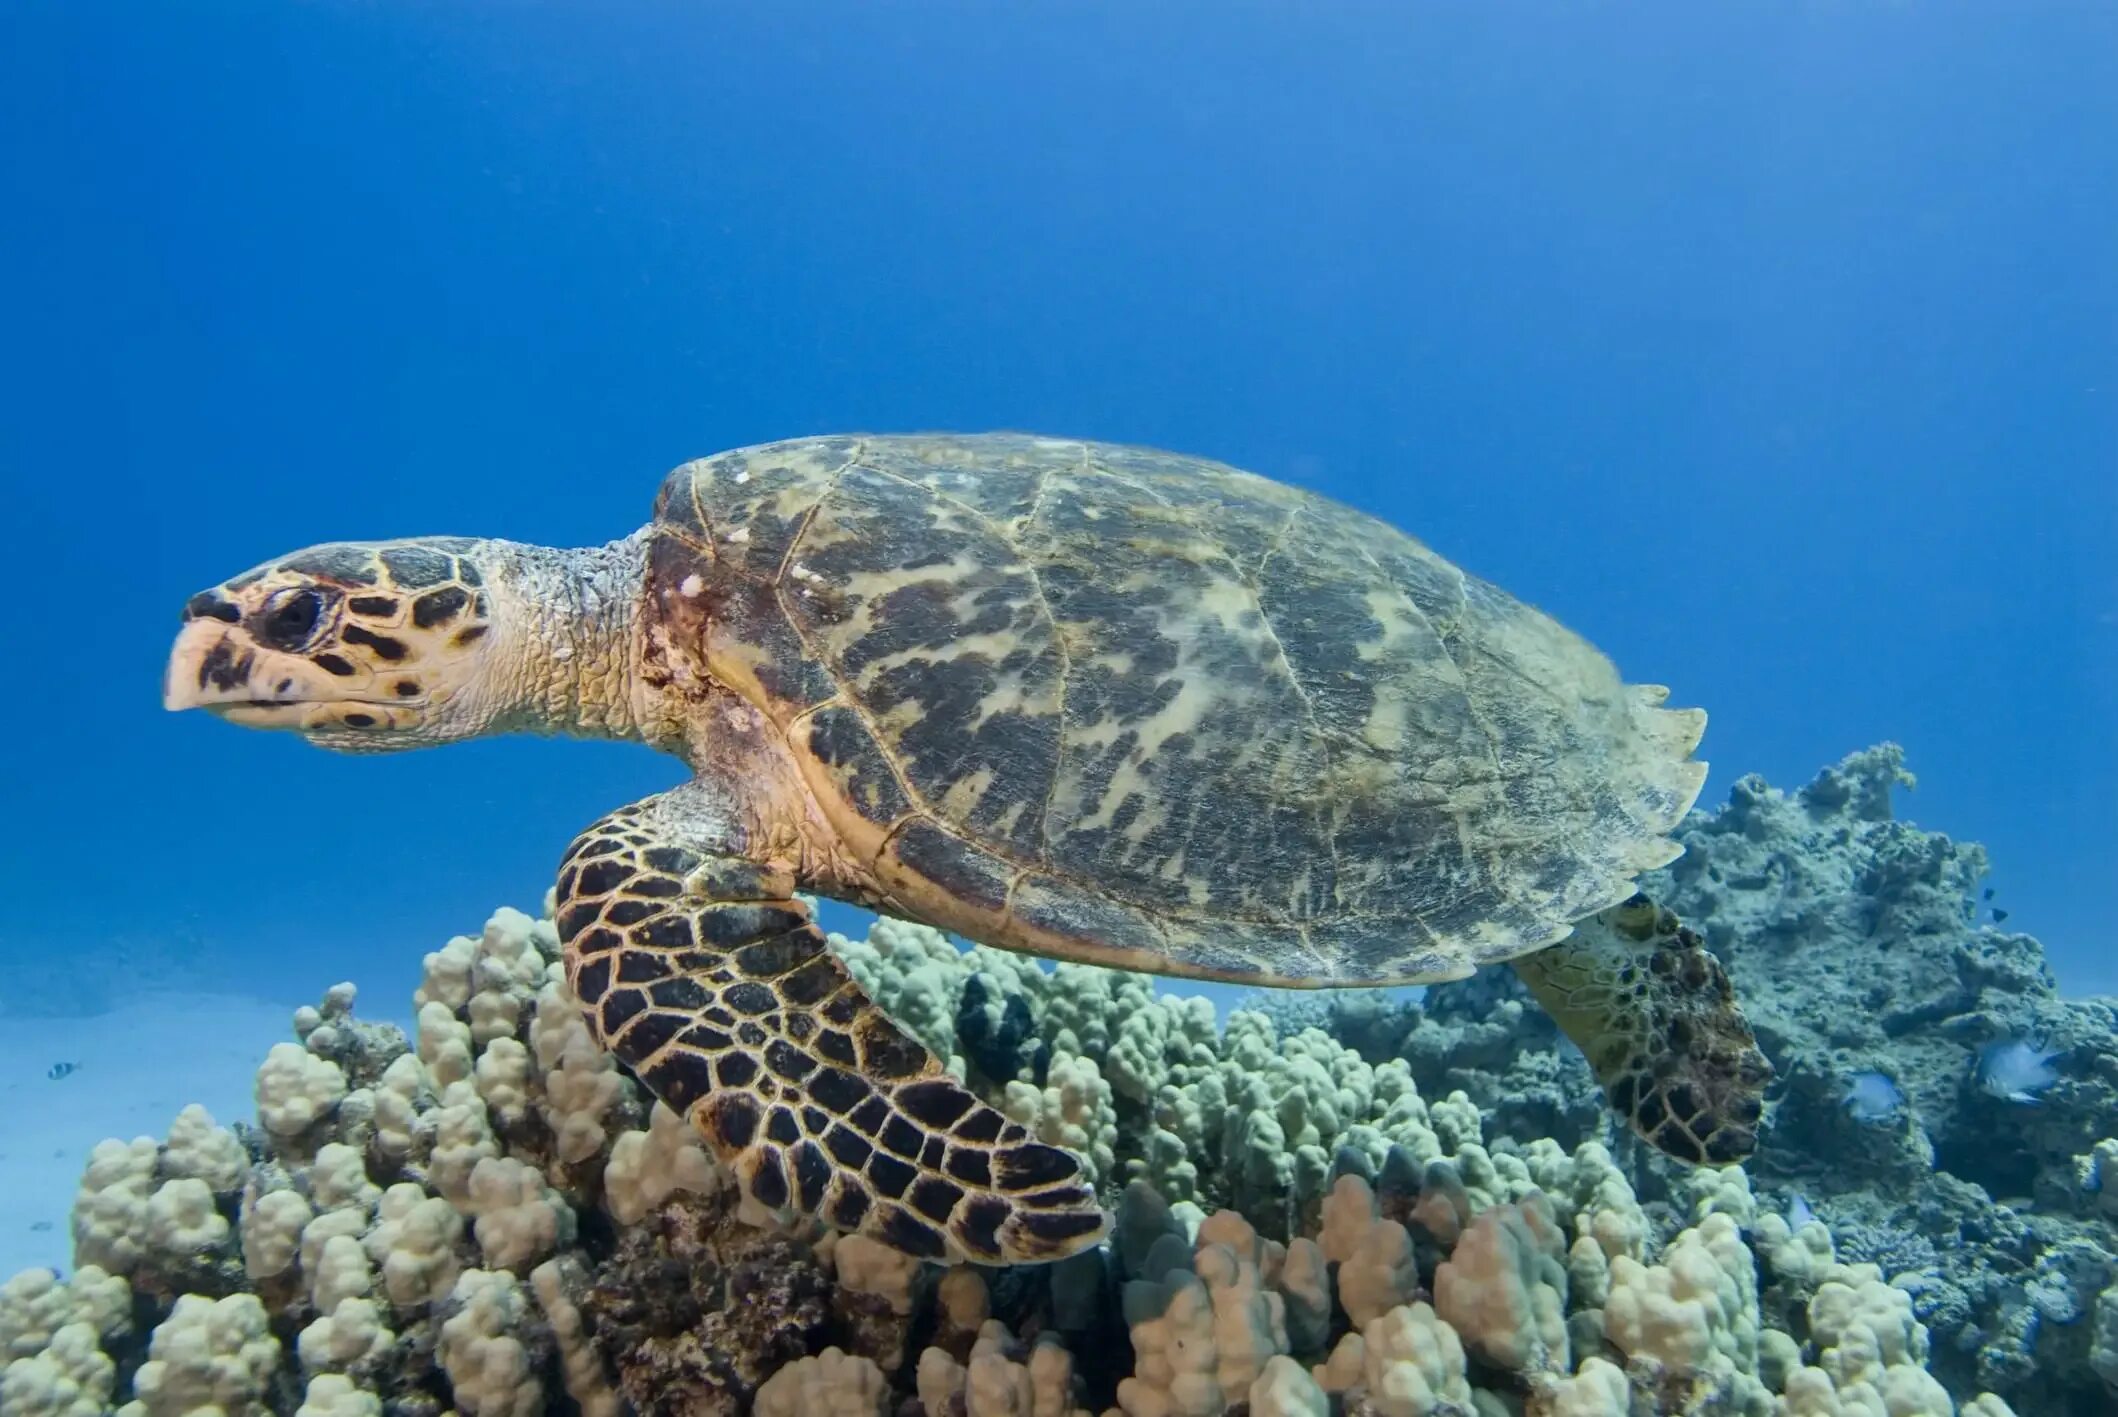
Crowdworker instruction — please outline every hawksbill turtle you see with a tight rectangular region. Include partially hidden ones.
[165,433,1769,1264]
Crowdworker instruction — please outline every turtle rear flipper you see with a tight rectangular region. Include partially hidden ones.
[555,785,1108,1264]
[1510,895,1771,1165]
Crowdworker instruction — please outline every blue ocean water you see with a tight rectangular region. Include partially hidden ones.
[2,0,2112,1027]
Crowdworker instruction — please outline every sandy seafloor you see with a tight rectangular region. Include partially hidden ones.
[0,994,389,1281]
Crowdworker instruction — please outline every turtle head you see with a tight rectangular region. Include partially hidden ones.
[164,538,506,752]
[166,533,651,752]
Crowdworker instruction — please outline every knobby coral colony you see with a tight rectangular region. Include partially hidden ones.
[5,746,2116,1417]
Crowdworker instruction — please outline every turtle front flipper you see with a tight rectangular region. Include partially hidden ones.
[1510,895,1771,1165]
[554,789,1108,1264]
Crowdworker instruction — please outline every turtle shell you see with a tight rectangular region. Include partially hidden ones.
[645,434,1705,987]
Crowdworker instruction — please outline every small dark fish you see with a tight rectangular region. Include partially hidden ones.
[1992,908,2010,924]
[46,1062,78,1081]
[1983,887,1996,900]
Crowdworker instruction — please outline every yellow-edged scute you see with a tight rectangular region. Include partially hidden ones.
[650,433,1707,988]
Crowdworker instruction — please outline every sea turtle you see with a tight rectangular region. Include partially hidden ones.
[164,433,1769,1265]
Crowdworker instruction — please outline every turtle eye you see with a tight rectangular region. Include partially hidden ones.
[259,587,331,651]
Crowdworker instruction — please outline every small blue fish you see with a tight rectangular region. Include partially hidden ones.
[1843,1071,1903,1122]
[46,1062,78,1081]
[1787,1192,1818,1230]
[1976,1038,2062,1103]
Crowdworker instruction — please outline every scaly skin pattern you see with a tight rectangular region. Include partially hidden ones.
[1512,895,1771,1164]
[165,432,1767,1263]
[553,783,1107,1264]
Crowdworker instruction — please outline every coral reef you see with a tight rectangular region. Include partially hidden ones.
[2,747,2112,1414]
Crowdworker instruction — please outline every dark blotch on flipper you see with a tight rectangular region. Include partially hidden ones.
[602,899,655,927]
[899,1079,975,1129]
[792,1141,831,1210]
[616,952,671,984]
[832,1185,873,1231]
[849,1096,890,1135]
[878,1207,948,1260]
[1607,1074,1640,1116]
[576,860,635,897]
[734,932,822,978]
[571,956,611,1005]
[957,1194,1010,1260]
[1014,1209,1108,1252]
[858,1017,932,1081]
[867,1152,916,1199]
[641,845,700,875]
[1654,1121,1706,1165]
[953,1109,1003,1144]
[1705,1126,1754,1165]
[809,1067,870,1113]
[748,1148,789,1208]
[614,1011,685,1063]
[945,1149,991,1187]
[765,1040,817,1082]
[879,1114,924,1159]
[649,978,711,1011]
[646,1052,717,1114]
[1015,1183,1096,1211]
[598,989,647,1035]
[698,903,806,948]
[995,1143,1079,1192]
[640,915,695,951]
[908,1175,965,1224]
[709,1093,761,1151]
[780,955,844,1008]
[825,1125,873,1168]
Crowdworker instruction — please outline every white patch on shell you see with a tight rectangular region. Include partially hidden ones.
[725,527,751,545]
[680,573,704,597]
[733,470,751,485]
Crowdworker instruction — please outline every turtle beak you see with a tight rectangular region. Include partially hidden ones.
[164,592,305,726]
[165,614,260,713]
